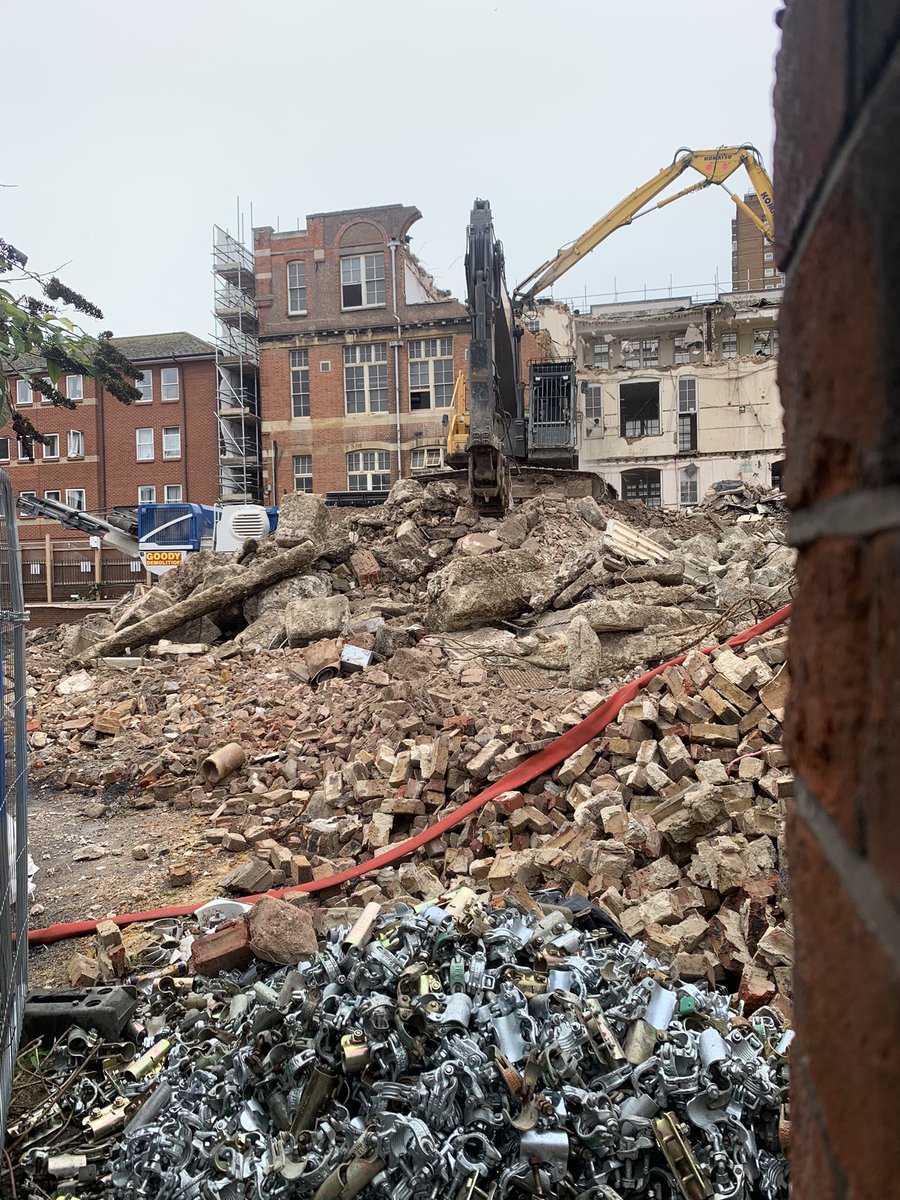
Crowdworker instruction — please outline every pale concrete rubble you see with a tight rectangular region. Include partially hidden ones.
[29,479,796,1016]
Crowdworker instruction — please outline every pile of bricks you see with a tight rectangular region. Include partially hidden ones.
[166,626,792,1018]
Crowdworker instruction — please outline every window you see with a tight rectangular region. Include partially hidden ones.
[344,343,389,414]
[66,374,83,400]
[163,427,181,459]
[17,438,31,461]
[754,328,776,356]
[411,446,444,472]
[621,468,662,507]
[66,489,86,511]
[67,430,85,458]
[42,434,60,460]
[408,337,453,409]
[677,378,698,453]
[721,332,738,359]
[287,261,308,314]
[0,438,9,461]
[619,381,661,438]
[291,350,310,417]
[764,250,774,262]
[347,449,391,492]
[771,459,785,491]
[341,253,385,309]
[622,338,658,369]
[138,486,156,503]
[584,384,603,426]
[161,367,179,401]
[44,490,60,502]
[136,370,153,403]
[136,428,154,461]
[164,484,183,502]
[15,379,32,406]
[40,377,52,403]
[592,341,610,369]
[674,335,691,366]
[680,468,699,506]
[293,454,313,493]
[764,267,776,278]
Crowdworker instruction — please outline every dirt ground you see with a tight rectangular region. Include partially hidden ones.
[26,781,237,988]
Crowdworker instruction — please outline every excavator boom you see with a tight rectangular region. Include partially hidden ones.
[514,145,774,306]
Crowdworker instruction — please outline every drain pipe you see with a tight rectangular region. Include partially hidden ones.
[388,239,403,480]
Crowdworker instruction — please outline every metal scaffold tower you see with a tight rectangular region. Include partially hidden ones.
[213,223,262,504]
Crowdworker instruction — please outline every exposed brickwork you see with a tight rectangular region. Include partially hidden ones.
[255,205,470,497]
[776,7,900,1199]
[3,345,219,540]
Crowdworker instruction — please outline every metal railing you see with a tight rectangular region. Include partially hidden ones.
[0,470,29,1148]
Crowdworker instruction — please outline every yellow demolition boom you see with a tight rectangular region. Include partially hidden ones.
[513,144,774,307]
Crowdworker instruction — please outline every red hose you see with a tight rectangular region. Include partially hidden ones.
[29,603,791,946]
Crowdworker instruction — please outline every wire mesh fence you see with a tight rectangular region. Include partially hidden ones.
[0,470,29,1149]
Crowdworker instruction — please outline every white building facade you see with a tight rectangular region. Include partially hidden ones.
[534,290,784,507]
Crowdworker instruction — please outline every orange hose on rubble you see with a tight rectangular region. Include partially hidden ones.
[28,603,791,946]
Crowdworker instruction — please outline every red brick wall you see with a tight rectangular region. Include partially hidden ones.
[775,5,900,1199]
[100,359,219,508]
[255,204,471,497]
[4,354,219,540]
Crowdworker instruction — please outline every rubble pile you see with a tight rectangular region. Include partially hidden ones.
[701,480,787,519]
[9,893,790,1199]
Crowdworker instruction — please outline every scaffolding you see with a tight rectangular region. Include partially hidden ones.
[213,224,262,504]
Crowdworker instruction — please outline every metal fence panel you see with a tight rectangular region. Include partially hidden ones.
[0,471,28,1149]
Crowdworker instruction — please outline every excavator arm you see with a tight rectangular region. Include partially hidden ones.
[514,145,774,306]
[464,199,523,513]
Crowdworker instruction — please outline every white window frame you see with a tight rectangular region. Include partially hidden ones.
[15,378,32,407]
[17,437,31,462]
[42,433,60,460]
[0,437,8,462]
[135,369,153,404]
[66,488,86,511]
[721,332,738,359]
[623,338,659,369]
[677,378,698,453]
[410,446,445,473]
[680,469,699,507]
[136,428,154,461]
[592,342,610,369]
[344,343,389,414]
[138,485,156,504]
[65,374,83,400]
[67,430,85,459]
[347,449,391,492]
[340,253,386,310]
[164,484,183,503]
[19,491,37,502]
[162,426,181,460]
[585,384,603,426]
[39,376,53,404]
[291,349,310,417]
[287,260,308,314]
[44,489,61,502]
[160,366,179,402]
[408,337,453,409]
[293,453,313,493]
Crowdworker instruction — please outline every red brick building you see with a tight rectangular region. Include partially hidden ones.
[253,205,469,499]
[2,333,219,539]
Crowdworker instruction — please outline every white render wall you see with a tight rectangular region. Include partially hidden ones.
[578,359,783,506]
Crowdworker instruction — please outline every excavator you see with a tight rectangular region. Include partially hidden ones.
[447,145,774,514]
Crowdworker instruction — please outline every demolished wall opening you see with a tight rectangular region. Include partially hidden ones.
[620,380,661,438]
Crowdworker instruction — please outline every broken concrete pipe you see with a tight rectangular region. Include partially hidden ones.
[200,742,247,784]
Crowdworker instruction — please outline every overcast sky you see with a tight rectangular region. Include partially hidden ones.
[3,0,780,339]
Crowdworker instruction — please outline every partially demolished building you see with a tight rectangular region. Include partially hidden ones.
[533,289,784,508]
[254,205,469,501]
